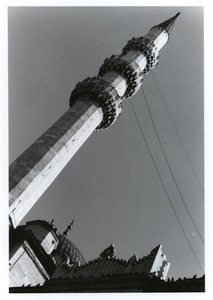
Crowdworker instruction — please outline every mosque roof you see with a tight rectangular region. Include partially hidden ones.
[56,233,86,266]
[63,244,169,280]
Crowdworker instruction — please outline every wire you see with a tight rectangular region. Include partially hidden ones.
[141,86,204,244]
[151,71,204,194]
[129,100,204,274]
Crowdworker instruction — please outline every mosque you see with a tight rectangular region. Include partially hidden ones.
[9,12,204,292]
[9,218,204,292]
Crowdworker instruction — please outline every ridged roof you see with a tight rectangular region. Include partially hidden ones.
[64,244,168,279]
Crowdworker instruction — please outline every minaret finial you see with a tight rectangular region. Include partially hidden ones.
[155,12,180,35]
[63,219,76,236]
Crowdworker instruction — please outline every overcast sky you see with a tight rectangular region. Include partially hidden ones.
[8,6,204,280]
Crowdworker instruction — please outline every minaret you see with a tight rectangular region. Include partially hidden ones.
[9,13,180,228]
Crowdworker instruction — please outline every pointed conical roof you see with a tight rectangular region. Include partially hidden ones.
[155,12,180,34]
[150,244,162,255]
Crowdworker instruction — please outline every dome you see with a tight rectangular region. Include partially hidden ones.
[55,234,86,266]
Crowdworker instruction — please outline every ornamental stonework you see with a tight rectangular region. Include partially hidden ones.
[69,77,122,130]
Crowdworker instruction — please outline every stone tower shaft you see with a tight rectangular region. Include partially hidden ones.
[9,13,180,228]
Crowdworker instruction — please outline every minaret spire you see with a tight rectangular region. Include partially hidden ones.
[155,12,180,34]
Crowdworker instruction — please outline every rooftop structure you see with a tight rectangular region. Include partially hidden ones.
[9,219,170,288]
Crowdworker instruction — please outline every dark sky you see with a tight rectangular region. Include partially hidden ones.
[8,6,204,280]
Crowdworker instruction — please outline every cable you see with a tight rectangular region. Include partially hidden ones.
[129,100,204,274]
[141,86,204,244]
[151,71,204,194]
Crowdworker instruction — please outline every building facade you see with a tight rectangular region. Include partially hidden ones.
[9,219,170,289]
[10,274,205,293]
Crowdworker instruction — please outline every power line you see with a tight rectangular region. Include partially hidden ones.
[141,86,204,244]
[151,71,204,194]
[129,100,204,274]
